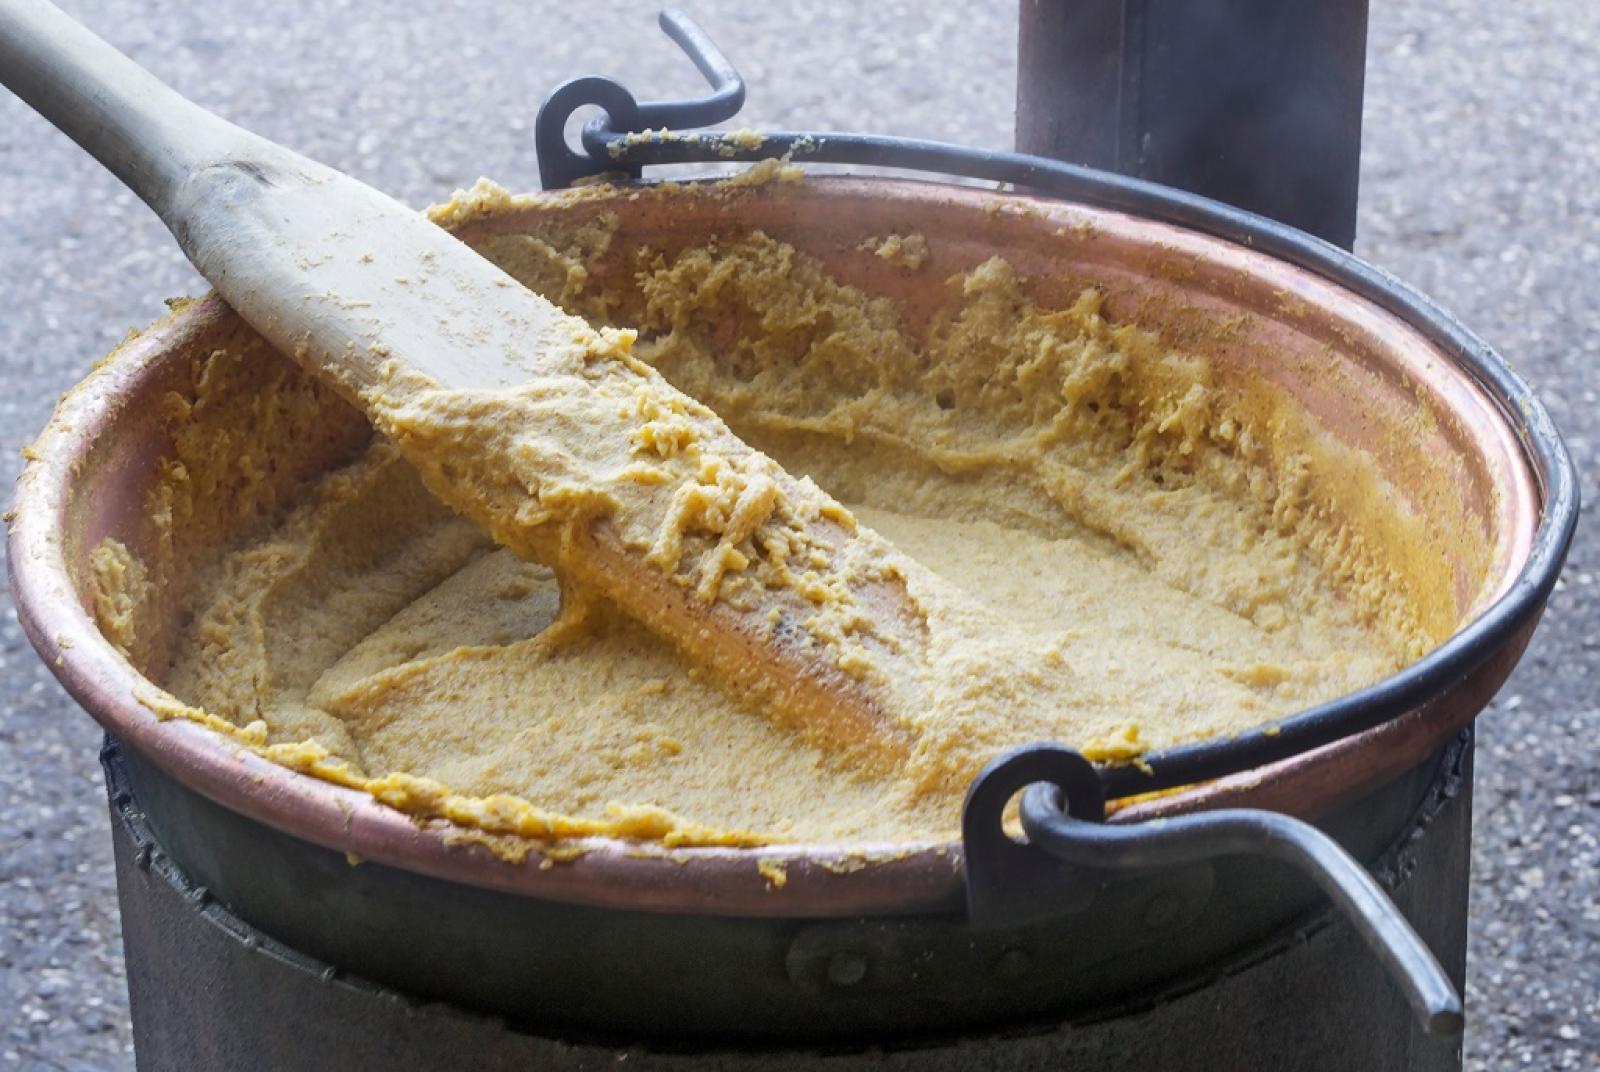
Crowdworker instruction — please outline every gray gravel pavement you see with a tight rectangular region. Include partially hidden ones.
[1,2,1595,1069]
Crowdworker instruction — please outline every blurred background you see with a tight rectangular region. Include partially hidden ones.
[1,2,1595,1068]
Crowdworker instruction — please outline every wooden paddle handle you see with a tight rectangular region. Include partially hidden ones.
[0,0,241,216]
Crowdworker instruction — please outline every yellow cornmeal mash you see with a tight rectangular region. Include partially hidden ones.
[89,180,1438,847]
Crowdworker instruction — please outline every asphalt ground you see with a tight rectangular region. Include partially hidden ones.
[0,2,1595,1068]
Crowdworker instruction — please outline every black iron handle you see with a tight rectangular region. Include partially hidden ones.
[964,744,1463,1037]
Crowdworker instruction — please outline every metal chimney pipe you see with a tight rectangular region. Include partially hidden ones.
[1017,0,1370,249]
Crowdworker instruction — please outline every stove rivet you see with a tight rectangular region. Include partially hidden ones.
[1143,890,1183,928]
[994,948,1031,980]
[826,951,868,988]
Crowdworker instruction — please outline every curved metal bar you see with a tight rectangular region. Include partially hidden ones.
[1009,747,1463,1037]
[534,14,1579,800]
[961,745,1105,927]
[565,125,1580,802]
[634,8,746,130]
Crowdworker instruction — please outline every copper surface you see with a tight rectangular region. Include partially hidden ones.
[6,177,1545,917]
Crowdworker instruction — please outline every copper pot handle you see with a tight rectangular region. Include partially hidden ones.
[962,744,1464,1037]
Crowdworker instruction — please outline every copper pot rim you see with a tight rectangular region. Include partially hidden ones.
[5,175,1562,918]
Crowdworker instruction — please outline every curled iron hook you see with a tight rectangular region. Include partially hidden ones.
[534,8,744,189]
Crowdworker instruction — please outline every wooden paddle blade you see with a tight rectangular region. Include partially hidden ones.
[172,154,596,398]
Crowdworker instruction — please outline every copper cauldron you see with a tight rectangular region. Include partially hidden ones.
[6,176,1576,1043]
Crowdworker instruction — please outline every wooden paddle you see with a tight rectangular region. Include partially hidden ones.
[0,0,933,767]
